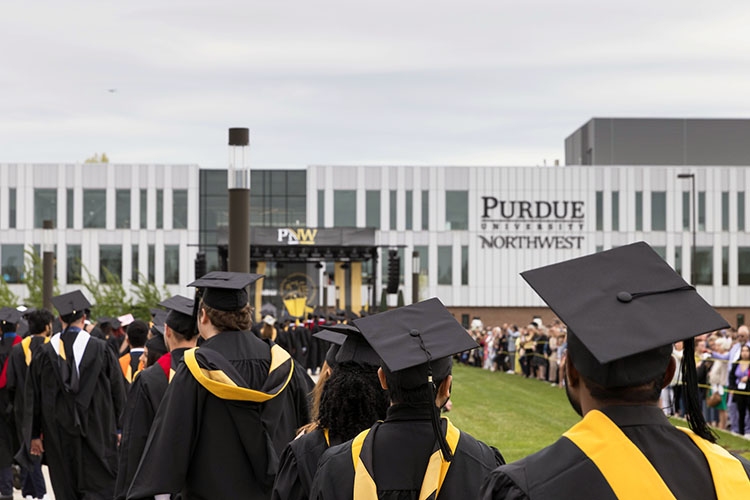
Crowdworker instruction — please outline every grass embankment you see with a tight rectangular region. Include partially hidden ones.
[448,364,750,462]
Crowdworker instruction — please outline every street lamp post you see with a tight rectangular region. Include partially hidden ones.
[678,173,696,285]
[42,219,54,311]
[411,251,420,304]
[228,128,251,273]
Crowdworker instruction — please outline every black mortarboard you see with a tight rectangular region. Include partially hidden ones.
[159,295,196,338]
[319,323,380,366]
[188,272,264,312]
[0,307,23,325]
[355,297,477,387]
[149,308,162,318]
[521,241,729,388]
[51,291,91,320]
[313,329,347,368]
[152,310,168,327]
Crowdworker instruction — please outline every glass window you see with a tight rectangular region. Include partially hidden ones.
[595,191,603,231]
[287,197,306,226]
[366,190,380,228]
[682,191,690,230]
[140,189,147,228]
[83,189,106,228]
[413,245,429,274]
[9,188,16,228]
[651,192,666,231]
[596,245,603,253]
[156,189,163,229]
[722,192,729,232]
[739,247,750,285]
[271,197,286,226]
[173,189,188,229]
[67,189,74,228]
[67,244,81,284]
[611,191,619,232]
[1,244,24,283]
[287,171,306,196]
[422,190,429,230]
[116,189,131,229]
[334,190,356,227]
[132,245,139,283]
[317,190,325,227]
[438,246,452,285]
[390,190,397,230]
[165,245,179,284]
[635,191,643,231]
[446,191,468,230]
[739,192,746,232]
[722,246,729,285]
[461,245,469,285]
[405,191,413,230]
[694,246,713,285]
[34,189,57,228]
[148,244,155,283]
[99,245,122,280]
[698,191,706,231]
[675,246,682,276]
[653,246,667,260]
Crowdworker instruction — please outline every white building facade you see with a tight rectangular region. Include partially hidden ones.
[0,163,200,300]
[308,165,750,323]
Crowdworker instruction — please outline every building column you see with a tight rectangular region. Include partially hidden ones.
[334,262,347,310]
[350,262,362,313]
[255,261,266,323]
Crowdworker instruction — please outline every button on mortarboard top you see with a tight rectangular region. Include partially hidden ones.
[520,242,729,386]
[188,272,264,312]
[0,307,22,325]
[50,290,91,318]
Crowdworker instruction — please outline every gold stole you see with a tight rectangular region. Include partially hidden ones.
[563,409,750,500]
[352,417,461,500]
[22,336,50,365]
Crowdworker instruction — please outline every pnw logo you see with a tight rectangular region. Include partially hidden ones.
[277,228,318,246]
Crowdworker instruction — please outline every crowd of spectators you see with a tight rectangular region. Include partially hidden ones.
[459,317,750,437]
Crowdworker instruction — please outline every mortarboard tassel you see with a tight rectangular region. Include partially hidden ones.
[681,338,716,443]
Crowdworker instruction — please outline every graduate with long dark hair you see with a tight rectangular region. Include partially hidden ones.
[272,325,389,500]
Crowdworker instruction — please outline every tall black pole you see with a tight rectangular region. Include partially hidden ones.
[228,128,250,274]
[411,251,420,305]
[42,219,54,311]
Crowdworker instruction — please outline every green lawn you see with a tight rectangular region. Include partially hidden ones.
[448,364,750,462]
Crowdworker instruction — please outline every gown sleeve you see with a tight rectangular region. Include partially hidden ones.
[271,443,306,500]
[105,346,127,426]
[114,375,155,500]
[126,364,201,500]
[479,469,530,500]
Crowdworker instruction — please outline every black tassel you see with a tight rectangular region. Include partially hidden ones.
[681,338,716,443]
[429,383,453,462]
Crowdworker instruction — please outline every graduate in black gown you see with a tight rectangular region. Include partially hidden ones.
[6,309,53,500]
[119,321,148,385]
[26,291,126,500]
[114,295,197,500]
[480,242,750,499]
[310,298,505,500]
[272,324,389,500]
[0,307,23,500]
[127,272,313,500]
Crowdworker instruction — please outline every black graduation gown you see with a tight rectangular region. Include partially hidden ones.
[0,335,21,467]
[127,331,313,500]
[272,428,339,500]
[27,330,127,500]
[5,336,48,468]
[479,405,750,500]
[309,404,505,500]
[113,348,188,500]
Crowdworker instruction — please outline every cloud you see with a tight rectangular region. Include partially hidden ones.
[1,1,750,167]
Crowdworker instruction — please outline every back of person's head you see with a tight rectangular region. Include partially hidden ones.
[27,309,55,336]
[126,320,149,348]
[317,361,389,442]
[382,359,451,406]
[201,300,252,332]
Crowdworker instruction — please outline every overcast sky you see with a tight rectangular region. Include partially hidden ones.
[2,1,749,168]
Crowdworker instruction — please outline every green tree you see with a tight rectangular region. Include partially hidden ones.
[397,289,405,308]
[84,153,109,163]
[0,277,19,307]
[23,247,60,309]
[379,289,389,312]
[82,264,131,319]
[130,273,168,321]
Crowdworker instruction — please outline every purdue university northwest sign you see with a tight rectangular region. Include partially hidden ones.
[479,197,586,250]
